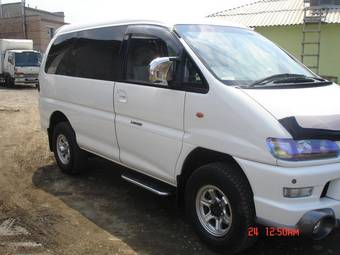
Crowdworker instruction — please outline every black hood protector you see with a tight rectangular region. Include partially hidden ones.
[279,116,340,141]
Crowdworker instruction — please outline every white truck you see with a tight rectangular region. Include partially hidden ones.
[0,39,41,87]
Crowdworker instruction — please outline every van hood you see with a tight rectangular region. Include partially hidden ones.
[242,84,340,140]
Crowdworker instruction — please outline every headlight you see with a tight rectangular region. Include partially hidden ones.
[266,138,339,161]
[15,72,24,77]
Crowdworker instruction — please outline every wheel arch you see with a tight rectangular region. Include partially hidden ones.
[48,111,72,151]
[176,147,254,206]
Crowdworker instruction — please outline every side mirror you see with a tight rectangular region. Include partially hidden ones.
[149,57,179,86]
[8,55,14,65]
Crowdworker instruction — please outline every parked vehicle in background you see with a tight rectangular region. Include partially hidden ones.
[39,19,340,253]
[0,39,41,88]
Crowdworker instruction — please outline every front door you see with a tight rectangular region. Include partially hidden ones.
[114,25,184,184]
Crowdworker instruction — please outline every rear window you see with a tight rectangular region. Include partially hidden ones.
[45,25,127,81]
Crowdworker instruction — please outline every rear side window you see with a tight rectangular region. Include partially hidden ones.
[45,25,127,81]
[45,33,75,75]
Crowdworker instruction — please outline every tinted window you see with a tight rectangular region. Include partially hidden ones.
[45,33,75,75]
[126,35,177,84]
[181,56,208,92]
[45,25,126,81]
[183,57,204,85]
[70,26,126,81]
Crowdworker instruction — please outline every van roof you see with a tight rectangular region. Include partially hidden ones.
[56,18,249,35]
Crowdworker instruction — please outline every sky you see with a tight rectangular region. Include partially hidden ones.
[1,0,254,24]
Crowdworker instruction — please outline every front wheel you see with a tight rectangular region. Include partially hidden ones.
[185,162,257,253]
[5,76,14,87]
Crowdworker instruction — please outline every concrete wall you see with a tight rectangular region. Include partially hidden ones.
[39,19,64,52]
[0,3,64,22]
[255,24,340,82]
[0,15,64,52]
[0,2,22,18]
[26,7,65,23]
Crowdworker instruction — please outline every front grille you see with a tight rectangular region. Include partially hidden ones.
[23,74,38,78]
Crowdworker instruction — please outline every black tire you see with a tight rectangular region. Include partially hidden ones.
[52,122,88,174]
[185,162,257,254]
[5,76,14,87]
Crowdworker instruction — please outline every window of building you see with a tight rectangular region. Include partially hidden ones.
[47,27,55,40]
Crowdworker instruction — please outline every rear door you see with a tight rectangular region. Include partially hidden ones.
[114,25,185,184]
[43,26,127,161]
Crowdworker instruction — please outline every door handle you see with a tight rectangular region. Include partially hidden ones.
[117,89,128,103]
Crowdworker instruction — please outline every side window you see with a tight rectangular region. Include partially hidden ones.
[126,35,176,84]
[45,25,126,81]
[69,25,126,81]
[45,33,75,75]
[8,52,14,64]
[183,56,207,92]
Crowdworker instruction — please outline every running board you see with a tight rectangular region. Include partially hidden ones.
[121,172,174,196]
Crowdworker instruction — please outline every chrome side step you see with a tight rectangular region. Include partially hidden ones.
[121,172,174,196]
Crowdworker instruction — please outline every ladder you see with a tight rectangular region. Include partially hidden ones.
[301,1,328,74]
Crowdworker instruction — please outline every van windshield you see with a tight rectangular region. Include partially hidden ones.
[175,25,313,86]
[15,52,41,67]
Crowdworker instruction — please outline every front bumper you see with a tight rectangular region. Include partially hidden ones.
[14,76,38,86]
[235,157,340,227]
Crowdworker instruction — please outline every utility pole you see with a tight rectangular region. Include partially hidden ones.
[21,0,27,39]
[0,0,3,19]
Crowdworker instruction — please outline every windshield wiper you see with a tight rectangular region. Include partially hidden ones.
[249,73,329,87]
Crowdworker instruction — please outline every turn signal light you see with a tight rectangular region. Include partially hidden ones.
[283,187,313,198]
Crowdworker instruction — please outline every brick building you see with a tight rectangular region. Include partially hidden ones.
[0,2,66,52]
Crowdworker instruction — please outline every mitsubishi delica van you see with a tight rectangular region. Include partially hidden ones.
[39,19,340,252]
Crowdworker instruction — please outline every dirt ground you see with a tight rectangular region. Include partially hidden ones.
[0,87,339,255]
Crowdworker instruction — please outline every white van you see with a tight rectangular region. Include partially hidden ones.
[39,19,340,252]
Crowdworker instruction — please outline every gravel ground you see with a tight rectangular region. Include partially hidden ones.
[0,87,339,255]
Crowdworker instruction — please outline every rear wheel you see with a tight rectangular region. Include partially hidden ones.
[185,162,257,253]
[52,122,88,174]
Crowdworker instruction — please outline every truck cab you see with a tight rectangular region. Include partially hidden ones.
[4,50,41,86]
